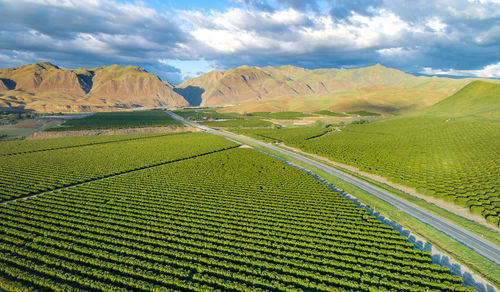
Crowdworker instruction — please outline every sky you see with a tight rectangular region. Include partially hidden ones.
[1,0,500,84]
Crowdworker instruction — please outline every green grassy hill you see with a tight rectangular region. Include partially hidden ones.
[417,81,500,121]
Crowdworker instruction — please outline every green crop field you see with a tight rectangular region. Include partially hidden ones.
[47,110,182,131]
[0,132,236,201]
[234,117,500,225]
[248,111,314,119]
[235,125,331,142]
[347,111,381,116]
[0,143,469,291]
[173,109,323,129]
[199,118,273,128]
[173,109,274,128]
[313,110,349,117]
[0,133,169,155]
[172,108,245,120]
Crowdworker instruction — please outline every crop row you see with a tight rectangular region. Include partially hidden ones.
[235,126,330,143]
[172,109,245,121]
[247,112,313,120]
[0,132,237,201]
[235,117,500,224]
[200,119,273,128]
[0,147,469,291]
[47,110,182,131]
[0,132,172,156]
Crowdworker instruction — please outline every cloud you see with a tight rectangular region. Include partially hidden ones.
[0,50,45,67]
[1,0,183,40]
[1,0,500,81]
[186,8,407,53]
[181,6,456,70]
[275,0,319,11]
[235,0,274,11]
[157,58,218,84]
[178,0,500,76]
[328,0,383,18]
[0,0,190,82]
[422,62,500,78]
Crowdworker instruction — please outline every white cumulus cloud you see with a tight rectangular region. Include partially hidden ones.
[422,62,500,78]
[183,7,439,57]
[1,0,500,81]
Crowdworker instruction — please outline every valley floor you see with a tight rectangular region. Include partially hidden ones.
[0,131,474,291]
[166,111,500,289]
[276,142,500,233]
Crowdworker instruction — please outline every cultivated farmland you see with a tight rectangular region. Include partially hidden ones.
[172,108,245,121]
[235,117,500,224]
[0,133,170,155]
[47,110,182,131]
[199,119,273,128]
[247,111,314,119]
[0,144,470,291]
[0,132,236,201]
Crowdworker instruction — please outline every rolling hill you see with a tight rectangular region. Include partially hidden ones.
[0,62,188,112]
[176,64,473,114]
[416,80,500,121]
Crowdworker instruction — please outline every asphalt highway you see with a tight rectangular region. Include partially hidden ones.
[166,111,500,266]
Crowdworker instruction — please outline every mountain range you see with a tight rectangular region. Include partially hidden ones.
[0,62,486,113]
[0,62,187,112]
[178,64,476,114]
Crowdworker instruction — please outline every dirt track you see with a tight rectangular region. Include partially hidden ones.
[26,126,197,140]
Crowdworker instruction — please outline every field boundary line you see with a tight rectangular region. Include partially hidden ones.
[1,145,240,205]
[273,142,500,234]
[1,132,191,157]
[250,146,497,291]
[164,110,500,265]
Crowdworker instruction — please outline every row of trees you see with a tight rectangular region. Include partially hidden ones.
[0,147,470,291]
[235,117,500,224]
[0,132,237,201]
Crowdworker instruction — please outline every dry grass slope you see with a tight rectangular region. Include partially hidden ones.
[178,64,475,114]
[0,63,188,112]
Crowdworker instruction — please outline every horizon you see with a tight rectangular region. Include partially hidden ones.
[4,62,496,86]
[1,0,500,83]
[1,2,499,289]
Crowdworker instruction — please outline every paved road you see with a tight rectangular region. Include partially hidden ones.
[166,111,500,266]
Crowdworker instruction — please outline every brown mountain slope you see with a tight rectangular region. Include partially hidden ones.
[177,64,473,113]
[178,65,311,106]
[0,63,187,112]
[0,63,85,95]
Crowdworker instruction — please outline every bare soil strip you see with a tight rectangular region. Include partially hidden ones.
[27,126,196,140]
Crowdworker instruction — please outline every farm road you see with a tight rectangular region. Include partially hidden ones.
[166,110,500,266]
